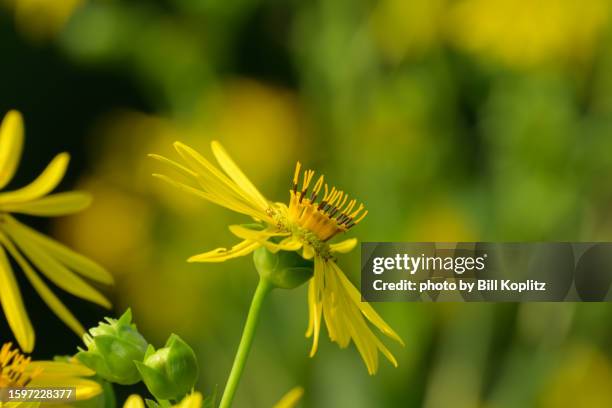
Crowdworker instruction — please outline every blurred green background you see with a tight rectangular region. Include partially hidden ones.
[2,0,612,407]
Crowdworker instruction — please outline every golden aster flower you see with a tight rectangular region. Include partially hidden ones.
[0,110,113,353]
[151,141,403,374]
[0,342,102,404]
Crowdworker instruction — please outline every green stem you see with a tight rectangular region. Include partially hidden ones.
[219,278,272,408]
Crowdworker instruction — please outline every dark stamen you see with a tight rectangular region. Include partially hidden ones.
[299,188,309,203]
[342,216,353,226]
[318,200,327,211]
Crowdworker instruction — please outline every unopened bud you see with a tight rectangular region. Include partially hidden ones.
[135,334,198,401]
[76,309,148,385]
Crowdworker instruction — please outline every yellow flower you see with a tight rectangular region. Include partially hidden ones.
[0,342,102,405]
[123,392,203,408]
[151,141,403,374]
[0,110,113,353]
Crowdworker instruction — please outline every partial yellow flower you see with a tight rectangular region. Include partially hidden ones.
[123,392,203,408]
[3,0,84,41]
[0,342,102,406]
[446,0,610,68]
[273,387,303,408]
[0,110,113,353]
[151,141,403,375]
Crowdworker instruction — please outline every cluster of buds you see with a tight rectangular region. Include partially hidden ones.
[77,309,198,401]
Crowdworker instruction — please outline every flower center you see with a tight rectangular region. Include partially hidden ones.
[287,162,367,241]
[0,343,39,387]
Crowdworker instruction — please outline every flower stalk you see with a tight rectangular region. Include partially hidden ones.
[219,277,272,408]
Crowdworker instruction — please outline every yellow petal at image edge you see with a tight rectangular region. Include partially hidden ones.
[0,233,85,336]
[0,245,34,352]
[4,222,111,308]
[27,361,95,377]
[5,216,113,285]
[0,153,69,205]
[28,376,101,400]
[0,192,92,216]
[0,110,24,189]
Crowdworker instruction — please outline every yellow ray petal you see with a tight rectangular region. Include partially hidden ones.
[6,216,113,285]
[271,237,303,252]
[372,334,399,368]
[328,267,380,373]
[153,174,267,221]
[188,239,261,263]
[321,260,351,347]
[0,233,85,336]
[0,153,69,205]
[0,110,24,189]
[174,142,253,202]
[329,238,357,254]
[332,262,404,346]
[0,245,34,352]
[173,142,272,222]
[306,279,322,357]
[148,153,198,178]
[27,361,95,377]
[0,192,92,216]
[123,395,145,408]
[306,258,326,357]
[211,141,270,211]
[228,224,288,241]
[273,387,304,408]
[28,376,101,400]
[4,224,111,309]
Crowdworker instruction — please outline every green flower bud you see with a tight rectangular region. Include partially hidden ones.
[135,334,199,401]
[76,309,148,385]
[253,247,313,289]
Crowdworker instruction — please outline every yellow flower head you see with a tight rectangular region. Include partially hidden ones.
[0,110,113,353]
[152,141,403,374]
[0,342,102,401]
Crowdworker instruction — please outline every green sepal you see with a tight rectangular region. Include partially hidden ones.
[253,247,313,289]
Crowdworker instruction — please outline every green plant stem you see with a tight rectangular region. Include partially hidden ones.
[219,278,272,408]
